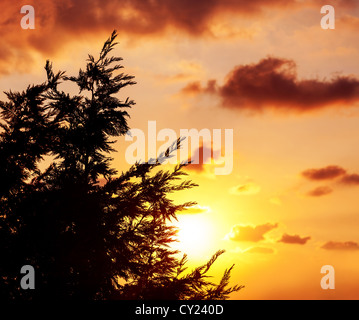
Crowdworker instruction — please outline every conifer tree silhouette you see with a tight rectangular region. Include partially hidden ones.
[0,31,243,300]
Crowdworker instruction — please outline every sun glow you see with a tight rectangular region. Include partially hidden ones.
[173,214,215,259]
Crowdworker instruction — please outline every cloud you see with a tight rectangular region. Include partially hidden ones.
[278,233,311,245]
[185,142,223,175]
[181,80,218,95]
[321,241,359,251]
[37,0,356,39]
[229,182,261,195]
[340,174,359,186]
[180,205,210,214]
[2,1,358,75]
[300,166,359,192]
[185,144,213,173]
[1,0,358,78]
[302,165,346,181]
[181,82,202,95]
[245,246,274,254]
[182,57,359,113]
[226,223,278,242]
[0,0,295,74]
[306,186,333,197]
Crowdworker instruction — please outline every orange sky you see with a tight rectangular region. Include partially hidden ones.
[2,0,359,299]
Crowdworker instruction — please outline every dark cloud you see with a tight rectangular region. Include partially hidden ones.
[27,0,299,36]
[321,241,359,251]
[1,1,358,75]
[340,173,359,185]
[301,166,359,191]
[302,165,346,181]
[49,0,355,38]
[278,233,311,245]
[306,186,333,197]
[182,57,359,113]
[181,80,217,95]
[227,223,278,242]
[0,0,295,74]
[186,144,213,173]
[185,142,223,174]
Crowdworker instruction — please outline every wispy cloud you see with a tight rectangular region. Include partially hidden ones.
[321,241,359,251]
[278,233,311,245]
[302,166,347,181]
[180,205,210,215]
[340,174,359,186]
[226,223,278,242]
[229,182,261,195]
[306,186,333,197]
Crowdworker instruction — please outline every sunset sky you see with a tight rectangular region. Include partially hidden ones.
[2,0,359,299]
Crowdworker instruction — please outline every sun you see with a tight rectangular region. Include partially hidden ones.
[173,214,214,259]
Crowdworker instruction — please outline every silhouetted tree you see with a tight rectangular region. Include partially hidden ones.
[0,31,243,300]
